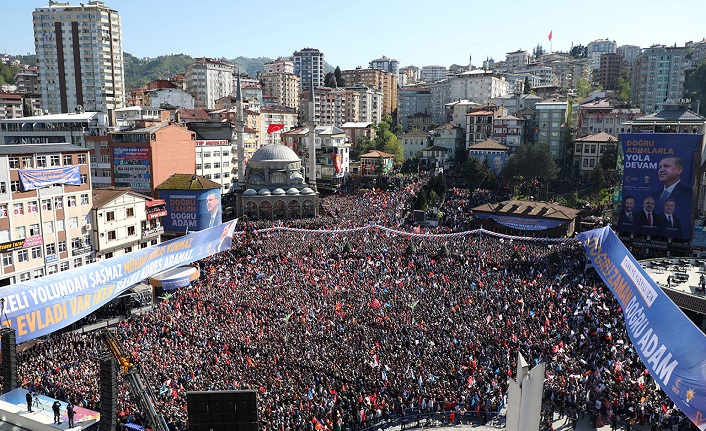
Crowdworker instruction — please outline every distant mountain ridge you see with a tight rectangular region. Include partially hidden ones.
[123,53,334,89]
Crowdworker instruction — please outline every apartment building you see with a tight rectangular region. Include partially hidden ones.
[398,86,432,131]
[421,65,447,83]
[631,45,687,113]
[505,50,531,72]
[341,68,398,117]
[0,144,93,286]
[33,1,125,114]
[597,54,625,91]
[260,72,300,109]
[587,39,617,71]
[370,56,400,75]
[292,48,325,94]
[186,58,236,109]
[449,70,510,105]
[534,98,568,167]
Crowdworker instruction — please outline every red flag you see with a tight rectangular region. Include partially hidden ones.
[267,123,285,134]
[548,31,553,42]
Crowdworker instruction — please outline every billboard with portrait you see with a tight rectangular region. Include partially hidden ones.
[113,146,151,193]
[471,153,507,176]
[616,133,701,240]
[159,189,222,232]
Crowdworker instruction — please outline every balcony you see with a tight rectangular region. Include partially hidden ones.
[142,226,164,238]
[72,245,93,256]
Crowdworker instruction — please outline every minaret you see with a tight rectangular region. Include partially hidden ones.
[236,72,245,191]
[308,75,317,191]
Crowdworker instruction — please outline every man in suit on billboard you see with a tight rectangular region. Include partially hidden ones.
[206,192,221,228]
[655,199,683,237]
[617,195,636,231]
[652,156,692,211]
[634,196,659,230]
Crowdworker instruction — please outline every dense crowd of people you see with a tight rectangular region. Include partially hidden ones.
[8,178,696,431]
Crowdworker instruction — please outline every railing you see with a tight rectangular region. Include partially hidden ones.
[142,226,164,238]
[356,409,505,431]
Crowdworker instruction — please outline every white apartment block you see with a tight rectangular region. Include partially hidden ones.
[33,1,125,114]
[587,39,617,70]
[148,88,195,110]
[505,50,531,72]
[292,48,325,93]
[345,86,383,124]
[616,45,642,66]
[195,140,234,193]
[449,71,510,105]
[370,56,400,75]
[421,65,447,83]
[264,57,295,74]
[516,65,558,87]
[92,188,165,260]
[186,58,236,109]
[0,144,93,286]
[427,79,452,125]
[260,72,300,109]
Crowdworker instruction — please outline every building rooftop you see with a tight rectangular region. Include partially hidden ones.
[629,107,706,123]
[155,174,221,191]
[0,112,105,123]
[472,199,581,221]
[575,131,617,142]
[0,143,85,155]
[92,188,153,209]
[360,150,395,158]
[341,122,373,128]
[468,138,509,151]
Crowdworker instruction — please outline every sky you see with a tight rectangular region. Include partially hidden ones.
[2,0,706,71]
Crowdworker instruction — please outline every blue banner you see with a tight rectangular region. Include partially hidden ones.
[579,226,706,430]
[474,214,565,231]
[18,166,81,191]
[160,189,222,232]
[617,133,701,240]
[0,220,238,344]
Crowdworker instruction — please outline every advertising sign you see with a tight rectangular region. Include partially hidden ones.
[579,226,706,430]
[113,146,151,193]
[160,189,222,232]
[18,166,81,190]
[0,220,238,344]
[616,133,700,240]
[471,153,506,176]
[0,236,44,254]
[473,214,564,231]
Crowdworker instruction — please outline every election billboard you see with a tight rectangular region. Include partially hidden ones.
[579,226,706,430]
[113,146,151,194]
[471,153,506,176]
[0,220,238,344]
[616,133,701,240]
[160,189,221,232]
[18,166,81,190]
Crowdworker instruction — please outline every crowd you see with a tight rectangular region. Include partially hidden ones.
[9,178,696,431]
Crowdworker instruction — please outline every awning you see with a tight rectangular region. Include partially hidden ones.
[146,199,166,208]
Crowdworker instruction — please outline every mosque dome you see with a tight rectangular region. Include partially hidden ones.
[250,144,300,163]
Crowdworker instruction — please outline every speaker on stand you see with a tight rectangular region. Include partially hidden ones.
[0,327,17,394]
[99,353,118,431]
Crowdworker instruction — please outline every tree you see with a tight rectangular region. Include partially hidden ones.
[454,140,468,164]
[599,142,618,171]
[324,72,336,88]
[576,77,593,98]
[569,44,588,58]
[503,142,559,183]
[460,157,489,189]
[334,66,345,87]
[374,120,403,163]
[523,77,531,94]
[616,68,631,101]
[428,173,447,198]
[352,136,375,160]
[685,61,706,115]
[591,163,607,190]
[533,44,546,57]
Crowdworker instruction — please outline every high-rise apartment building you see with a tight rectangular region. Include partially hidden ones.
[341,69,398,118]
[597,53,624,91]
[185,58,236,109]
[292,48,325,94]
[505,50,531,72]
[369,56,399,75]
[260,72,300,109]
[264,57,294,74]
[421,65,447,83]
[587,39,617,71]
[616,45,642,66]
[631,45,687,113]
[33,1,125,114]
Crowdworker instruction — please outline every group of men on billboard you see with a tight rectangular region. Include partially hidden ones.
[617,134,700,241]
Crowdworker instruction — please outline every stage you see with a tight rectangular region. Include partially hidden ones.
[0,389,99,430]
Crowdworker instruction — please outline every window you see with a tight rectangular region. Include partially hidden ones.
[204,163,212,169]
[196,164,202,170]
[10,181,21,192]
[37,156,47,167]
[583,159,589,167]
[2,253,12,267]
[214,151,220,157]
[46,243,56,255]
[126,207,134,217]
[214,162,220,169]
[589,159,595,167]
[43,221,54,233]
[58,241,66,253]
[69,217,78,229]
[17,249,28,262]
[13,203,23,215]
[590,144,596,154]
[124,246,132,253]
[107,230,116,240]
[50,155,60,166]
[55,197,63,209]
[19,272,30,282]
[0,230,8,242]
[106,211,115,221]
[84,215,91,226]
[73,258,82,267]
[101,155,110,163]
[22,157,33,168]
[8,157,19,169]
[57,220,65,231]
[47,265,57,275]
[100,142,108,149]
[127,226,135,236]
[105,252,114,259]
[203,152,211,158]
[33,268,44,278]
[29,224,40,236]
[0,205,6,217]
[0,182,5,193]
[67,196,77,207]
[80,174,87,184]
[60,262,69,271]
[223,162,230,168]
[31,247,42,259]
[27,201,38,214]
[63,155,72,165]
[77,154,86,164]
[80,194,89,205]
[41,199,52,211]
[71,238,81,249]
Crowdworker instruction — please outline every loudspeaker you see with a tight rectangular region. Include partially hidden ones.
[99,353,118,431]
[0,328,17,394]
[187,390,258,431]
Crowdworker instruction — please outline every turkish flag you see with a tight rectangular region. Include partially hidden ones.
[267,123,285,134]
[548,31,553,42]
